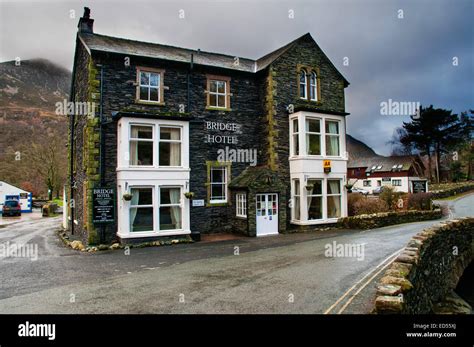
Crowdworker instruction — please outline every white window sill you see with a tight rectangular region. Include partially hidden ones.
[117,167,190,172]
[117,229,191,239]
[290,218,339,225]
[289,156,347,161]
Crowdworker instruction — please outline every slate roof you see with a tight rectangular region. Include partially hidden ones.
[348,155,420,172]
[79,32,348,84]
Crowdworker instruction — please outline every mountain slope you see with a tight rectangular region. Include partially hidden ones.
[346,134,380,160]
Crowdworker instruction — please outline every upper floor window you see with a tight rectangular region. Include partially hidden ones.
[159,127,181,166]
[130,125,154,166]
[325,120,340,156]
[299,70,307,99]
[298,68,319,102]
[136,68,164,103]
[207,75,231,109]
[292,119,299,156]
[392,179,402,186]
[209,165,228,203]
[305,118,321,155]
[310,71,318,101]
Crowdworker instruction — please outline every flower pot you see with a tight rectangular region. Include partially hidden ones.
[123,193,133,201]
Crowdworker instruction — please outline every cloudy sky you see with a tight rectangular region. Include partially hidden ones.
[1,0,473,155]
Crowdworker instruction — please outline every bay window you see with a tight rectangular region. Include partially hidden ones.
[130,125,154,166]
[159,127,181,166]
[327,180,342,218]
[307,179,323,220]
[292,119,299,155]
[130,187,154,232]
[159,187,182,230]
[325,121,340,156]
[293,179,300,220]
[305,118,321,155]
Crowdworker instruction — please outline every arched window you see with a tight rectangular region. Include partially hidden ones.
[310,71,318,101]
[299,70,307,99]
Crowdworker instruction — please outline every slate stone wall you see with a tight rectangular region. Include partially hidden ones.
[375,218,474,314]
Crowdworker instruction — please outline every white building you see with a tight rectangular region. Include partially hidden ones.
[0,181,33,213]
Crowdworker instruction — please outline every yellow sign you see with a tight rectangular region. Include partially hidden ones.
[323,160,331,168]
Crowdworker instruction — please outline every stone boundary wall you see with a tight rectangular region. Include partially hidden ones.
[375,218,474,314]
[337,209,442,230]
[431,183,474,199]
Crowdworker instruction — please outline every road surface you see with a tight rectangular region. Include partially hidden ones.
[0,194,472,314]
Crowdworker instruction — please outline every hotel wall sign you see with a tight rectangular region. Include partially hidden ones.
[92,187,115,223]
[192,199,205,207]
[324,160,331,173]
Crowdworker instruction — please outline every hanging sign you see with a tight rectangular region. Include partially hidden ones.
[324,160,331,173]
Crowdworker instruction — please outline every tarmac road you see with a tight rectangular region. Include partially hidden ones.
[0,194,472,314]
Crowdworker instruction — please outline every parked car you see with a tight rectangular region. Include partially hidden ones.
[2,200,22,217]
[351,187,369,195]
[372,186,385,195]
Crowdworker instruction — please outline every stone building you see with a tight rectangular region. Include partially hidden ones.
[67,8,350,245]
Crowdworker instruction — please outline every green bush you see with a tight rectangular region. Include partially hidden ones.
[352,198,389,215]
[407,193,433,211]
[379,186,403,210]
[348,193,365,216]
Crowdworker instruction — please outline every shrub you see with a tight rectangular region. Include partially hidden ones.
[407,192,433,211]
[352,198,389,215]
[348,193,365,216]
[379,186,403,210]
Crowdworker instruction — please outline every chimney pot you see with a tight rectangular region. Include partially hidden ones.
[78,7,94,34]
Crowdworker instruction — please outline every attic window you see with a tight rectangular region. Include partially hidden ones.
[299,70,307,99]
[376,165,382,170]
[206,75,231,110]
[397,164,403,169]
[298,67,320,102]
[371,165,376,170]
[136,67,164,104]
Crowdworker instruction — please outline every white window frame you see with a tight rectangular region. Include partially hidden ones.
[305,117,321,156]
[310,71,318,101]
[129,186,154,233]
[293,179,301,221]
[236,193,247,218]
[137,69,162,103]
[158,125,182,167]
[326,179,342,219]
[158,186,183,231]
[209,79,227,109]
[325,119,341,157]
[307,179,323,220]
[129,124,154,167]
[291,118,300,156]
[210,166,228,204]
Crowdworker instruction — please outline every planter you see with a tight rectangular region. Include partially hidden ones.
[123,193,133,201]
[184,192,195,200]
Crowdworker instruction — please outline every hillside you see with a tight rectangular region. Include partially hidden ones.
[0,59,71,196]
[346,134,380,160]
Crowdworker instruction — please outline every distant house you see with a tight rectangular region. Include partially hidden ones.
[0,181,33,213]
[347,156,428,194]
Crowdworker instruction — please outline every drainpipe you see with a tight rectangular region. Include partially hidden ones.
[187,53,193,112]
[97,63,105,244]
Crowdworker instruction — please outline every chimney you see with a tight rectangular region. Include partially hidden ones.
[78,7,94,34]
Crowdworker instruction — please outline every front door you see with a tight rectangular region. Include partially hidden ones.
[256,193,278,236]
